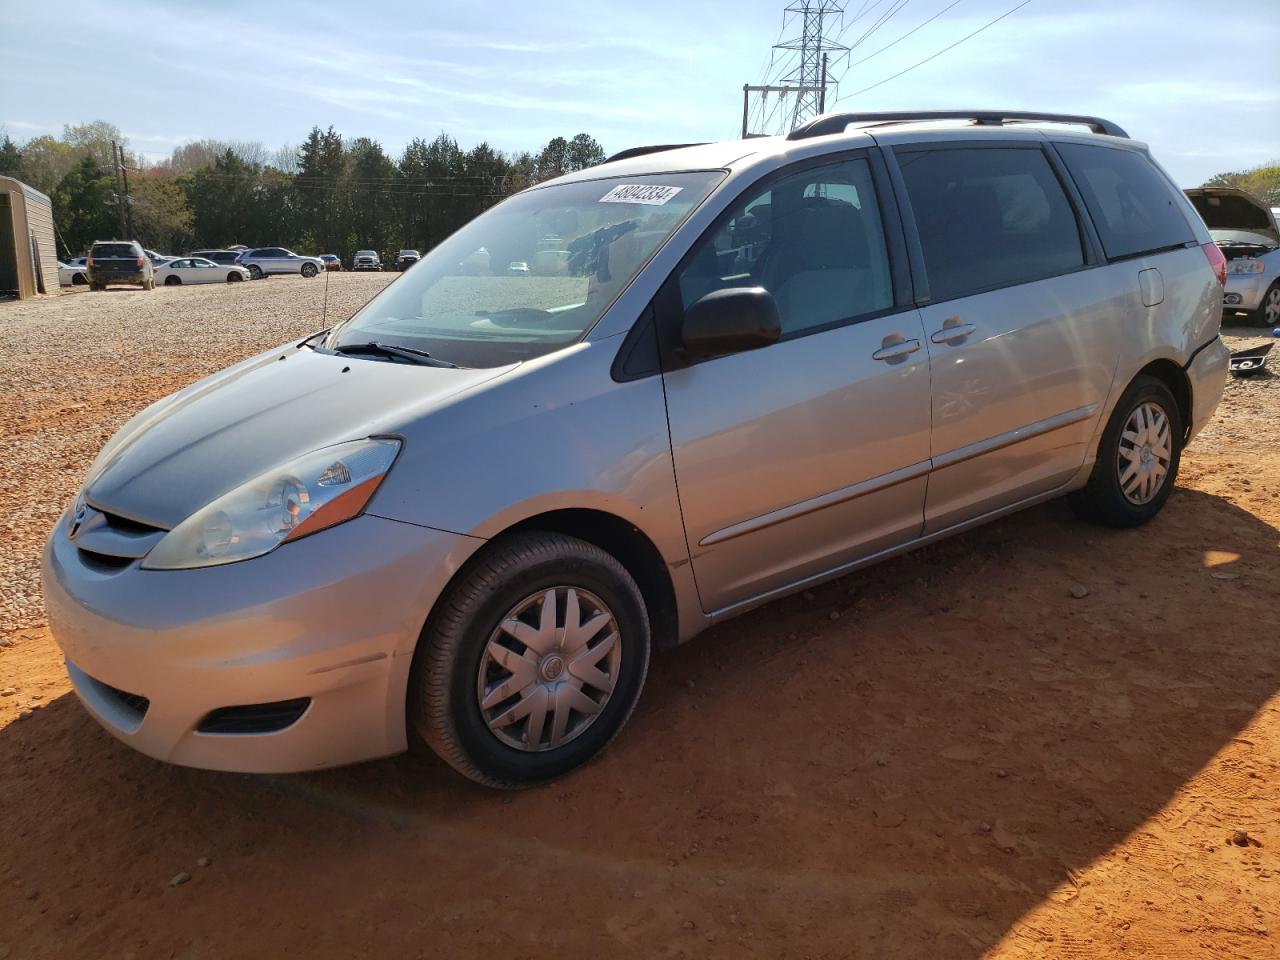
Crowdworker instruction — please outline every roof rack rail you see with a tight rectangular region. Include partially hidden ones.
[604,143,705,164]
[787,110,1129,141]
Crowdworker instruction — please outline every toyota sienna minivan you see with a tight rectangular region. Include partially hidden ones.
[44,111,1230,788]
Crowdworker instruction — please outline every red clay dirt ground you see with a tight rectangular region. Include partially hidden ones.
[1,281,1278,959]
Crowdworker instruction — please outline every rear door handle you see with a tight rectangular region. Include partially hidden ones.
[872,339,921,362]
[930,322,977,344]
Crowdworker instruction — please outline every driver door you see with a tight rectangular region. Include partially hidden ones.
[660,152,932,614]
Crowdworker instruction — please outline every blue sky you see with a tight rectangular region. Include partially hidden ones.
[2,0,1276,186]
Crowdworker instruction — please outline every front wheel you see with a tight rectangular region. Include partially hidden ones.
[72,273,87,285]
[301,263,318,278]
[227,271,243,283]
[410,532,651,789]
[1253,281,1280,329]
[248,264,263,280]
[1069,375,1182,527]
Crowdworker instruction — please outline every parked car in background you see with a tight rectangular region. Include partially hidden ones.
[1185,187,1280,327]
[353,250,382,271]
[86,240,154,291]
[189,250,245,266]
[43,111,1229,789]
[155,257,251,286]
[58,260,89,286]
[395,249,420,271]
[507,260,531,275]
[320,254,342,272]
[238,247,324,279]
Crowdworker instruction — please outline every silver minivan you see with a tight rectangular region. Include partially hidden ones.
[43,111,1230,788]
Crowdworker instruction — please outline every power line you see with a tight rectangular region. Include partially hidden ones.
[834,0,1035,102]
[845,0,966,71]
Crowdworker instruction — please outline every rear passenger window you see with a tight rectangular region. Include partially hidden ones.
[897,147,1085,302]
[1056,143,1194,260]
[677,157,894,337]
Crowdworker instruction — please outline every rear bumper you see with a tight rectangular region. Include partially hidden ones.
[89,271,146,284]
[43,512,484,772]
[1186,336,1229,442]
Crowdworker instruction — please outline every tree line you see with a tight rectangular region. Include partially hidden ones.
[0,121,607,262]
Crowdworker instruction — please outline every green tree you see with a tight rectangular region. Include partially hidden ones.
[18,135,77,194]
[0,135,22,176]
[133,174,193,252]
[566,133,605,172]
[53,155,118,256]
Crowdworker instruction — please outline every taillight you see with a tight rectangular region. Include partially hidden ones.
[86,255,94,267]
[1201,242,1227,287]
[136,255,145,268]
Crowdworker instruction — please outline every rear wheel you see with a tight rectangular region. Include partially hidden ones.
[164,275,181,286]
[1069,375,1182,528]
[248,264,263,280]
[1253,281,1280,328]
[144,278,155,291]
[301,262,318,278]
[90,282,104,291]
[410,532,651,789]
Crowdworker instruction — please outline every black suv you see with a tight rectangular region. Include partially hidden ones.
[190,249,244,266]
[88,241,155,291]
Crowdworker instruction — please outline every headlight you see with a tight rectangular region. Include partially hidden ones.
[141,438,400,570]
[1227,258,1266,275]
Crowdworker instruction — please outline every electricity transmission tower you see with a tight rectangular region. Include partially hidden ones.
[743,1,849,137]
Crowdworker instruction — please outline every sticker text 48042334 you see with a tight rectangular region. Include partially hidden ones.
[599,184,684,205]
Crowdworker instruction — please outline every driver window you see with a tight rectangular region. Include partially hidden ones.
[678,157,893,337]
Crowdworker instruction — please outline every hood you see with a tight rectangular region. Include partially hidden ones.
[1185,187,1280,245]
[85,345,512,528]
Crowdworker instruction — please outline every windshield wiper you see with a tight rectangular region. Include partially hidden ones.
[331,341,459,368]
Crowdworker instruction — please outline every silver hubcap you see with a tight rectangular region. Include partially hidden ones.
[476,587,621,752]
[1265,288,1280,325]
[1117,401,1172,505]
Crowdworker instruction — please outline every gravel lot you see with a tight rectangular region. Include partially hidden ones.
[1,280,1278,959]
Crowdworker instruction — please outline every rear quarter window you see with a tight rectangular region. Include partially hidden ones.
[1056,143,1194,260]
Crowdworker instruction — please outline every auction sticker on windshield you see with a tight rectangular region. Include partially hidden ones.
[599,184,684,205]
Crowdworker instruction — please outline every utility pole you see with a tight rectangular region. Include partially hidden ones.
[111,139,128,238]
[742,2,849,136]
[118,143,134,238]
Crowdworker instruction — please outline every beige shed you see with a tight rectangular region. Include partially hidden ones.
[0,176,60,299]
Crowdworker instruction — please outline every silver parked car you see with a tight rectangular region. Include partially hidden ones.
[1185,187,1280,327]
[44,110,1229,788]
[238,247,324,280]
[353,249,382,271]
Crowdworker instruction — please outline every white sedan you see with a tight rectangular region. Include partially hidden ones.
[155,257,251,286]
[58,259,89,286]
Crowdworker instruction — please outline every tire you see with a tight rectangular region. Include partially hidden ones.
[72,273,87,285]
[227,271,243,283]
[164,275,181,286]
[301,262,318,278]
[144,278,155,291]
[1252,281,1280,329]
[90,282,104,291]
[248,264,263,280]
[1069,375,1182,528]
[411,532,651,789]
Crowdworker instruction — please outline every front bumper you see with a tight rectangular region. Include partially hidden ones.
[43,513,482,772]
[1186,336,1230,443]
[1223,272,1269,311]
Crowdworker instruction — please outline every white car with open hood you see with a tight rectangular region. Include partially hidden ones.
[1186,187,1280,327]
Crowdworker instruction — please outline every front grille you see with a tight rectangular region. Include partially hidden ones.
[76,549,134,571]
[97,508,163,535]
[100,680,150,718]
[197,698,311,735]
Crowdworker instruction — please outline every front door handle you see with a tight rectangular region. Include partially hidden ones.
[872,338,921,362]
[930,322,977,344]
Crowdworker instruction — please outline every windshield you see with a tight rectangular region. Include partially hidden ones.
[92,243,137,258]
[1210,228,1278,249]
[326,171,723,368]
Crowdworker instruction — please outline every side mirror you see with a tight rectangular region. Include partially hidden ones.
[681,286,781,361]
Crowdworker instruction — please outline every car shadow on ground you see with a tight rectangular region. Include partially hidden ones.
[3,487,1277,958]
